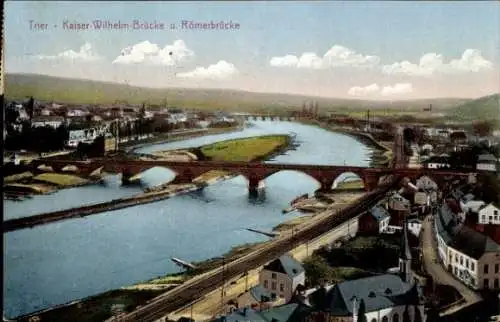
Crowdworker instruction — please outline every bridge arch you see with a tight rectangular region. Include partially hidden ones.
[260,169,323,192]
[331,172,365,191]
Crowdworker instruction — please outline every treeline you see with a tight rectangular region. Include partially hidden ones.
[4,123,69,153]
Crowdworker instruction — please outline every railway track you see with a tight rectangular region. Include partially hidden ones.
[111,176,402,322]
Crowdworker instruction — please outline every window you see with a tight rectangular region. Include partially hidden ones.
[484,279,489,288]
[455,254,459,263]
[466,259,469,268]
[482,215,486,222]
[496,264,500,274]
[460,257,463,265]
[279,283,284,292]
[495,210,499,216]
[454,267,458,275]
[271,273,277,279]
[495,279,499,288]
[371,319,377,322]
[485,264,489,274]
[264,280,268,288]
[471,262,475,271]
[382,317,388,322]
[271,281,276,290]
[490,216,493,222]
[393,313,399,322]
[271,293,276,300]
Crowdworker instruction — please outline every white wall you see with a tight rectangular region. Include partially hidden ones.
[477,163,497,172]
[355,304,425,322]
[479,204,500,225]
[259,270,293,302]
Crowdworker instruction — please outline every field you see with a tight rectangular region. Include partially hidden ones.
[200,135,290,162]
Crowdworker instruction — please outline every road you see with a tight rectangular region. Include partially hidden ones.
[421,215,482,314]
[108,177,400,322]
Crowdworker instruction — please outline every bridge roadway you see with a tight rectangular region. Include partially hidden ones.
[32,158,470,192]
[109,176,402,322]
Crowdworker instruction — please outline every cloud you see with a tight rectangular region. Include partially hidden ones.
[176,60,238,80]
[270,45,379,69]
[380,83,413,96]
[348,83,413,97]
[113,40,194,65]
[35,43,101,61]
[382,49,493,76]
[347,84,380,97]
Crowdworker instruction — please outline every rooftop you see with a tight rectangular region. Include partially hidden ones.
[369,205,390,222]
[308,274,420,316]
[436,204,500,259]
[263,254,305,279]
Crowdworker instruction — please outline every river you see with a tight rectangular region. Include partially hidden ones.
[3,121,372,318]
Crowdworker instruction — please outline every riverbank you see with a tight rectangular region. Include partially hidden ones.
[126,125,243,153]
[4,172,102,200]
[298,119,393,167]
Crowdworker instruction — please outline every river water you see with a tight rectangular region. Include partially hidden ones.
[3,121,372,318]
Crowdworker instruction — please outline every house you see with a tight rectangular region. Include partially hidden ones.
[31,116,65,129]
[260,254,305,302]
[423,155,450,169]
[387,193,411,226]
[233,285,277,311]
[435,203,500,290]
[306,221,425,322]
[66,108,89,117]
[211,303,301,322]
[478,203,500,225]
[477,154,498,172]
[358,205,391,234]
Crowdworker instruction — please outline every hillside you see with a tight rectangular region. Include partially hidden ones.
[5,73,470,113]
[449,93,500,122]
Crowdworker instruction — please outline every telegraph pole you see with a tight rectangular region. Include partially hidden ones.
[220,256,226,314]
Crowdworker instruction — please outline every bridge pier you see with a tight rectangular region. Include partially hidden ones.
[248,177,262,197]
[121,170,136,185]
[318,178,335,193]
[363,174,380,191]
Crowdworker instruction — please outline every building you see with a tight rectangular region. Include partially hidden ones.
[233,285,276,311]
[423,155,450,169]
[260,254,305,302]
[387,193,411,226]
[31,116,65,129]
[358,205,391,234]
[435,203,500,290]
[478,203,500,225]
[211,303,301,322]
[477,154,498,172]
[306,220,425,322]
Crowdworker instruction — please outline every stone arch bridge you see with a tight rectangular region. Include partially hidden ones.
[29,159,472,193]
[241,115,295,122]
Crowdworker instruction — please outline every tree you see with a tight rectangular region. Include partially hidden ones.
[303,256,332,286]
[25,96,35,122]
[472,121,493,137]
[356,299,367,322]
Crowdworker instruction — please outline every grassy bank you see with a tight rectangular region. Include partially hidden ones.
[199,134,290,162]
[33,173,91,187]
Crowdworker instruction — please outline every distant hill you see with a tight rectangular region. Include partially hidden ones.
[449,93,500,122]
[5,73,470,113]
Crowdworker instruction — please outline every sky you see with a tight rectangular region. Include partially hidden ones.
[5,1,500,99]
